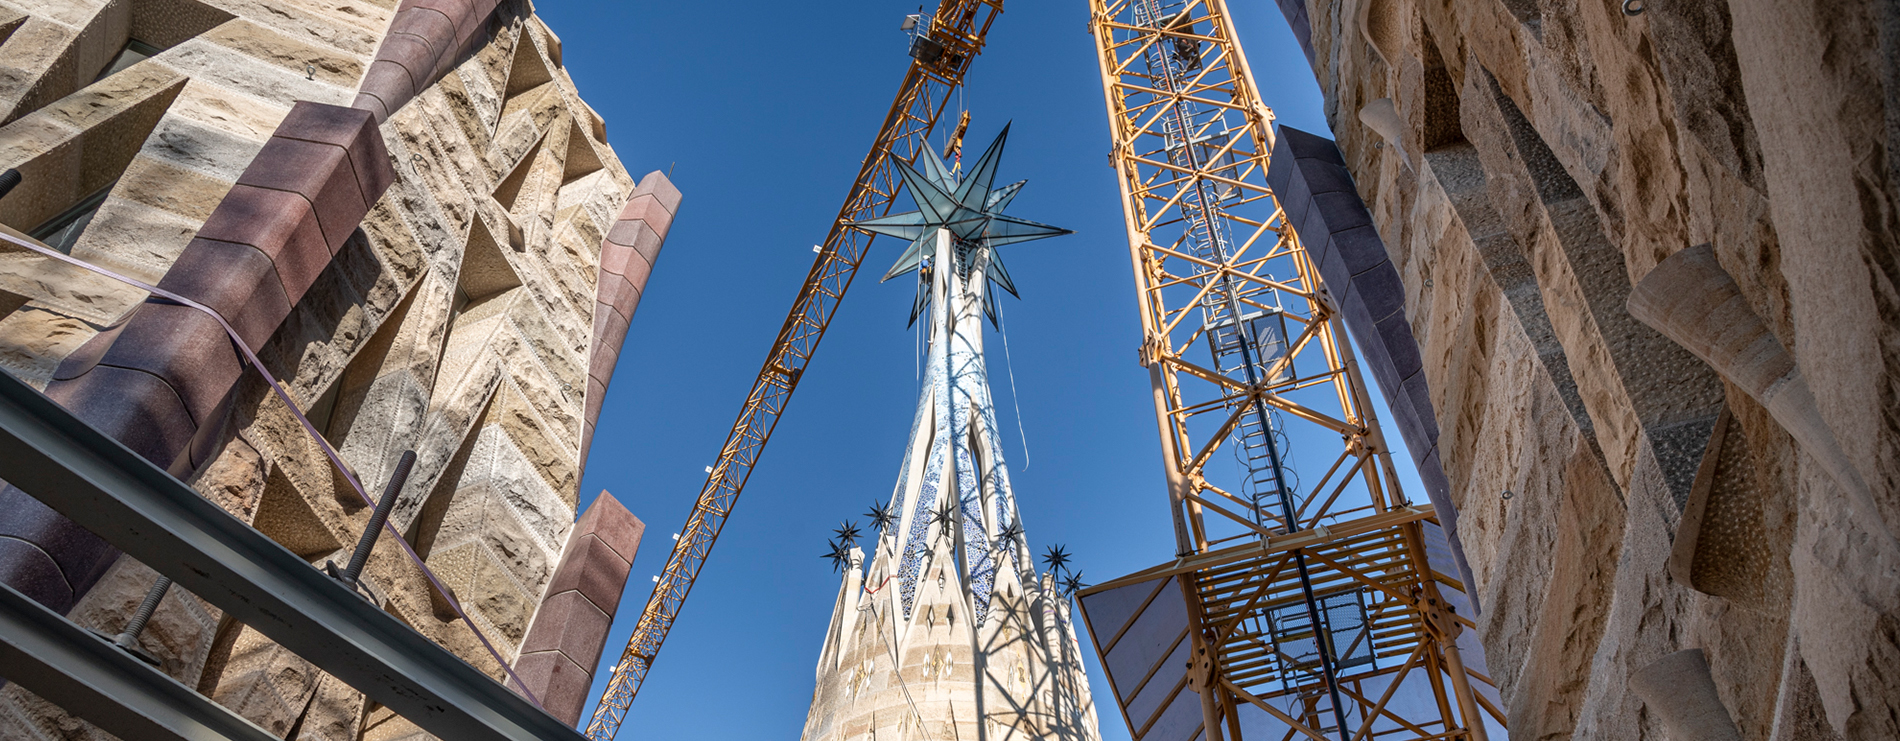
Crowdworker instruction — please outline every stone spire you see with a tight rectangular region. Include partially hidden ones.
[800,131,1102,741]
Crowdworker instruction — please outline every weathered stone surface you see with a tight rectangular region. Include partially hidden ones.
[0,0,659,736]
[1280,0,1900,736]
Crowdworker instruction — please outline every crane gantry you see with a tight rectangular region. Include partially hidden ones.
[582,1,1000,737]
[1077,0,1502,738]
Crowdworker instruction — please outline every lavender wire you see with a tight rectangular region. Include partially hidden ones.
[0,230,545,710]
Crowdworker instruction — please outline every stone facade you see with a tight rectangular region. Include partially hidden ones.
[0,0,668,737]
[1272,0,1899,738]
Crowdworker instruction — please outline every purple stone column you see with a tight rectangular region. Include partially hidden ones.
[580,172,680,468]
[0,0,509,613]
[514,491,643,725]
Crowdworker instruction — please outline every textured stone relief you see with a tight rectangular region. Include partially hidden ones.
[0,0,667,736]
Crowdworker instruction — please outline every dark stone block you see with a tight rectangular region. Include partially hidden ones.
[1279,126,1346,167]
[406,0,479,46]
[584,375,608,423]
[1338,284,1400,397]
[1382,377,1431,462]
[358,61,416,121]
[617,194,675,235]
[377,33,434,90]
[1312,191,1373,234]
[388,8,456,55]
[1374,308,1424,381]
[156,237,293,351]
[1267,136,1295,197]
[599,241,632,278]
[630,171,682,216]
[519,590,611,667]
[511,651,591,726]
[96,303,243,427]
[193,185,331,303]
[1417,448,1450,499]
[545,535,633,617]
[1276,165,1313,237]
[1270,0,1316,68]
[52,317,128,382]
[0,484,122,609]
[1351,260,1407,324]
[1298,159,1359,198]
[1332,224,1390,278]
[274,101,375,151]
[350,92,391,123]
[574,491,644,565]
[619,250,652,296]
[234,138,367,252]
[1297,188,1336,248]
[0,536,77,612]
[1400,371,1440,443]
[44,365,197,474]
[1311,234,1353,300]
[587,343,618,390]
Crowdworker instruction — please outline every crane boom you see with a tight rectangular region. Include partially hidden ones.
[583,2,1000,737]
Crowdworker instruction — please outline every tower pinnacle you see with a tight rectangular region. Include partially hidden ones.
[800,129,1102,741]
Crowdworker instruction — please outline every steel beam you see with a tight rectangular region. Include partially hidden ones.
[0,580,278,741]
[0,369,582,741]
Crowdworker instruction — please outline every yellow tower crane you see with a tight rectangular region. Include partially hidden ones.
[1077,0,1507,738]
[582,1,1000,738]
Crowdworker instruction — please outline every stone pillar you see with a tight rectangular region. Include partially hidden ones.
[1266,125,1480,610]
[353,0,508,123]
[581,172,681,468]
[515,490,643,725]
[0,101,393,613]
[0,0,516,615]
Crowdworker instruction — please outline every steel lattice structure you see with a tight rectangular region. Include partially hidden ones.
[583,2,1000,737]
[1080,0,1505,738]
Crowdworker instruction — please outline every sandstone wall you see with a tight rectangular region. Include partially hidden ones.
[1274,0,1899,738]
[0,0,666,737]
[801,542,1103,741]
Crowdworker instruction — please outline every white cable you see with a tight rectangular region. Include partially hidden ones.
[863,599,928,732]
[998,305,1030,472]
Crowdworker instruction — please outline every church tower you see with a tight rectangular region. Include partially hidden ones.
[799,128,1104,741]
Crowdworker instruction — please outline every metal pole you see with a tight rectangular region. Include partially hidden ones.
[337,450,416,587]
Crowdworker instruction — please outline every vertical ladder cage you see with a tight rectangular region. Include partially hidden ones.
[1081,0,1507,738]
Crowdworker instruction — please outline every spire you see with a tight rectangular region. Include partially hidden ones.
[802,126,1101,741]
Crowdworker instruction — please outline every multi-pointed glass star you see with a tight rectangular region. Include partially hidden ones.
[846,124,1072,325]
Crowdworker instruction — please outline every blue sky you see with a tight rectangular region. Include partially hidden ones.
[541,1,1343,737]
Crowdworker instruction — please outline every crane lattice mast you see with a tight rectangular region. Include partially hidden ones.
[1080,0,1504,737]
[583,2,1000,737]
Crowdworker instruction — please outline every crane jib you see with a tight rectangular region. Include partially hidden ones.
[582,2,1001,738]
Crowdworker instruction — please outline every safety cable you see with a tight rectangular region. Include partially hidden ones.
[0,230,543,709]
[996,303,1030,472]
[859,593,929,733]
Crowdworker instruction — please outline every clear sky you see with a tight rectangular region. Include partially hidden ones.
[538,1,1353,737]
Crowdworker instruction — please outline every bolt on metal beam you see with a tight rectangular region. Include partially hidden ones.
[0,580,278,741]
